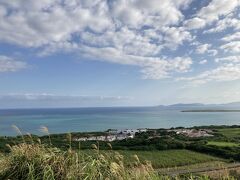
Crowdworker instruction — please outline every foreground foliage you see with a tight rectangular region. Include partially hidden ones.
[0,143,239,180]
[0,125,240,179]
[0,143,160,180]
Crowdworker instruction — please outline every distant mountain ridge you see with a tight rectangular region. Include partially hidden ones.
[157,102,240,110]
[222,102,240,106]
[167,103,205,107]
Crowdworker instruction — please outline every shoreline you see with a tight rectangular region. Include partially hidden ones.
[182,110,240,112]
[1,124,240,138]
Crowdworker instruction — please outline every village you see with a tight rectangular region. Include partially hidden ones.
[73,128,214,142]
[168,128,214,138]
[73,128,147,142]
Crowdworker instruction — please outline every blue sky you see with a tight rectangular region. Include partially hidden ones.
[0,0,240,108]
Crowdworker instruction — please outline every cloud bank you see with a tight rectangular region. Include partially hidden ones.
[0,0,240,83]
[0,93,133,108]
[0,0,193,78]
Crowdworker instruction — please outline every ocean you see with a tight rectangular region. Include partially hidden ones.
[0,107,240,136]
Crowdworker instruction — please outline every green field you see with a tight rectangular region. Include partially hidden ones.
[217,128,240,138]
[115,150,224,169]
[207,141,239,147]
[158,161,227,172]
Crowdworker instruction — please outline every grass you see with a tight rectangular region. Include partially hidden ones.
[116,150,225,169]
[217,128,240,138]
[80,149,224,169]
[201,166,240,180]
[207,141,239,147]
[0,143,237,180]
[0,143,235,180]
[0,143,160,180]
[158,161,228,173]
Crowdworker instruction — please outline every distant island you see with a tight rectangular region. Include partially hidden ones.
[182,110,240,112]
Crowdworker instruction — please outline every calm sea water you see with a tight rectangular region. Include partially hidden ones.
[0,107,240,136]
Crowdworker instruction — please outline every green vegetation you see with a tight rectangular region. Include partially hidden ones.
[0,143,160,180]
[1,125,240,162]
[1,125,240,179]
[158,161,227,173]
[207,141,239,147]
[117,150,223,169]
[83,149,223,169]
[217,128,240,139]
[0,143,237,180]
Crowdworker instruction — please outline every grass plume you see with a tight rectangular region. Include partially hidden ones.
[39,126,52,146]
[12,125,25,143]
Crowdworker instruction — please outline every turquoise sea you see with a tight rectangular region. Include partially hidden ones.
[0,107,240,136]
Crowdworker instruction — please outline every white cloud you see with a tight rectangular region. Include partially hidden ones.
[180,47,240,84]
[193,43,217,56]
[0,0,191,47]
[161,27,192,49]
[76,45,192,79]
[140,57,192,79]
[0,1,112,47]
[0,93,134,108]
[196,44,211,54]
[199,59,207,64]
[185,0,240,30]
[197,0,239,23]
[220,41,240,53]
[110,0,188,28]
[0,55,27,72]
[178,63,240,85]
[215,56,240,63]
[222,32,240,41]
[184,17,206,30]
[0,0,194,79]
[208,49,218,56]
[0,93,132,101]
[205,16,240,33]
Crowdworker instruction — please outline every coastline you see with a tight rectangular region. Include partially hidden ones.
[182,110,240,112]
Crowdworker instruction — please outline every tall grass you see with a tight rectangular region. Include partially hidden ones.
[1,143,238,180]
[0,142,161,180]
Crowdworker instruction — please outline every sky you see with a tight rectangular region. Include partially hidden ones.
[0,0,240,108]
